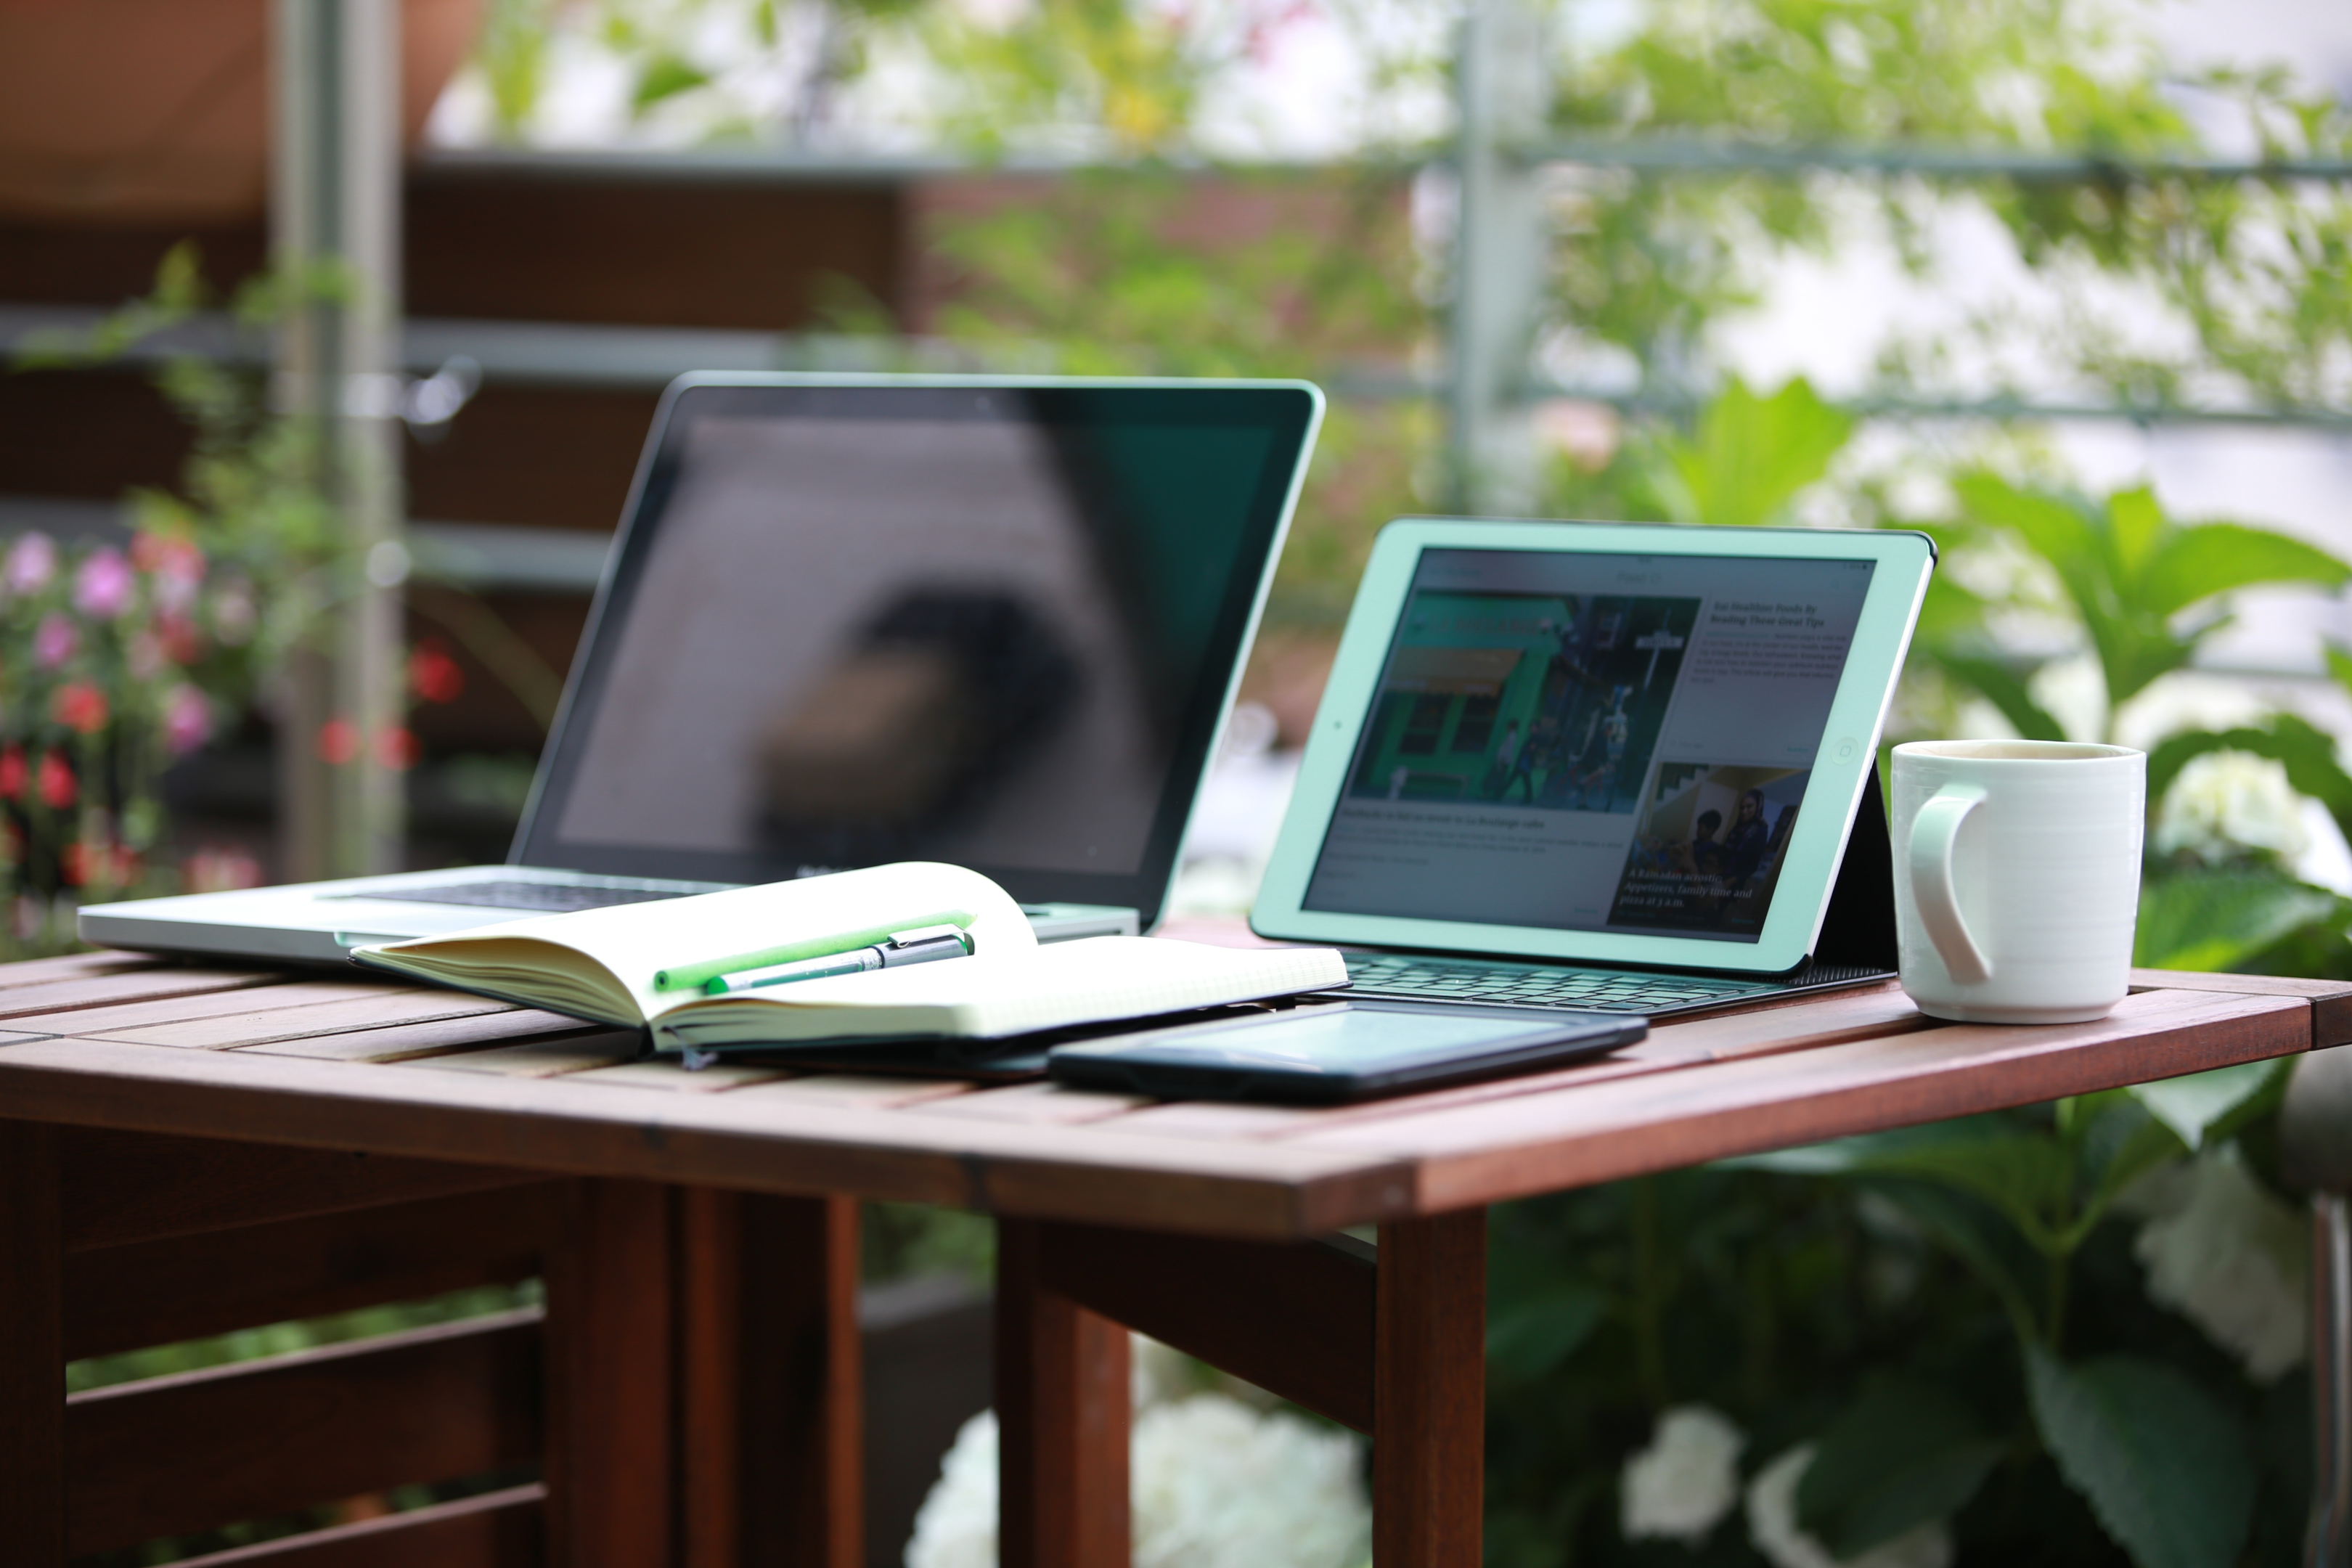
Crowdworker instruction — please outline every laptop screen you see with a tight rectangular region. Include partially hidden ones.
[513,380,1318,917]
[1300,545,1877,943]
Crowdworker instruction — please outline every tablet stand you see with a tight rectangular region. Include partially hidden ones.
[1809,766,1898,972]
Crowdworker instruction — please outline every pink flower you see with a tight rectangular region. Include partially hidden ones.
[74,547,134,618]
[134,532,205,613]
[162,684,211,756]
[4,531,56,595]
[33,611,77,669]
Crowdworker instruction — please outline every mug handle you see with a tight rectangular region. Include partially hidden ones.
[1908,783,1993,985]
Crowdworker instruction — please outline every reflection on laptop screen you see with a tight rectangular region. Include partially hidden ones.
[520,383,1307,907]
[1302,547,1877,942]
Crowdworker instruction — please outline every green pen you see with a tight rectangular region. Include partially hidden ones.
[651,908,977,992]
[701,925,975,995]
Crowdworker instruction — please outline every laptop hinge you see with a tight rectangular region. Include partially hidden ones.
[1808,764,1898,973]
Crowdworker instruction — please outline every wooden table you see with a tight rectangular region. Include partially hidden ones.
[2,943,2345,1568]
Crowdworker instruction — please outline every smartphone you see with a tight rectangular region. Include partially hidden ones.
[1046,1000,1645,1104]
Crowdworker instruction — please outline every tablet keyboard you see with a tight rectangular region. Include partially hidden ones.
[1337,952,1779,1014]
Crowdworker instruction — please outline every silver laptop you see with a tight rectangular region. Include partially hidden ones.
[83,374,1326,965]
[1247,518,1936,1018]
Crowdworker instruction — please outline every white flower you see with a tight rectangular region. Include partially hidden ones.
[2135,1148,2308,1380]
[2155,751,2311,866]
[1133,1395,1368,1568]
[1621,1405,1744,1543]
[902,1395,1370,1568]
[1746,1446,1953,1568]
[906,1410,1001,1568]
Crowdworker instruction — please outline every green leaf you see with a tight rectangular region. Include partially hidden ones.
[2069,1091,2187,1230]
[1731,1119,2070,1251]
[631,52,712,111]
[1797,1381,2003,1559]
[2026,1347,2254,1568]
[2126,1059,2287,1151]
[2133,873,2340,971]
[1930,653,2070,741]
[1652,377,1855,529]
[1485,1281,1607,1384]
[2140,522,2351,618]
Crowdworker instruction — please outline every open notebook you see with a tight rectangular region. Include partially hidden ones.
[351,862,1344,1056]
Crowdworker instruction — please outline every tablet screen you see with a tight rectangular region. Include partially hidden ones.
[1299,546,1877,943]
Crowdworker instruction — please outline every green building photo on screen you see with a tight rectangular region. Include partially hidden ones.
[1346,592,1701,812]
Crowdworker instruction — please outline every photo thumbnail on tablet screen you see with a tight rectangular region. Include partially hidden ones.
[1302,546,1874,942]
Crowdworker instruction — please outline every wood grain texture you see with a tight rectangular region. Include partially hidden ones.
[1373,1212,1485,1568]
[0,951,168,991]
[731,1193,862,1568]
[4,979,415,1039]
[166,1483,544,1568]
[0,1037,1414,1236]
[1302,988,2310,1212]
[65,1183,562,1360]
[61,1127,544,1250]
[0,1119,65,1565]
[913,1084,1149,1125]
[409,1032,643,1077]
[1110,989,1930,1146]
[66,1310,543,1556]
[544,1180,673,1568]
[242,1010,602,1063]
[2133,967,2352,1049]
[0,965,282,1022]
[80,989,520,1049]
[1037,1222,1373,1431]
[997,1219,1131,1568]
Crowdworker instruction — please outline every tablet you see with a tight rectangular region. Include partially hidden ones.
[1251,519,1935,976]
[1047,1000,1645,1103]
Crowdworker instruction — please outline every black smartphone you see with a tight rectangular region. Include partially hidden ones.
[1046,1000,1645,1104]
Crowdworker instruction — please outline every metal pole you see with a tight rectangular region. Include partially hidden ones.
[1445,0,1547,516]
[272,0,407,880]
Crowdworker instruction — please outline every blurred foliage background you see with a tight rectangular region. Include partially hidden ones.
[17,0,2352,1562]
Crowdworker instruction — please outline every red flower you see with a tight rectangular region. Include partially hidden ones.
[316,719,359,766]
[37,751,75,810]
[52,682,109,735]
[0,746,23,801]
[408,639,465,704]
[376,725,420,771]
[61,841,141,890]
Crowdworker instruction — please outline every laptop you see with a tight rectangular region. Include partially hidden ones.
[82,374,1326,965]
[1248,517,1937,1017]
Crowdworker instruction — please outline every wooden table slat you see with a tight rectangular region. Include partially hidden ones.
[6,979,431,1040]
[77,989,525,1050]
[0,951,168,992]
[911,1084,1150,1126]
[1296,987,2308,1212]
[405,1033,645,1078]
[1108,985,1927,1144]
[728,1074,979,1110]
[565,1059,794,1093]
[0,967,287,1024]
[236,1010,611,1064]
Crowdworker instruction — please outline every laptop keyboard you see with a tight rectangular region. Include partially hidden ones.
[357,879,688,912]
[1339,952,1779,1014]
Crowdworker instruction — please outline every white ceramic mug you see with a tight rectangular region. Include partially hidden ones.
[1890,740,2145,1024]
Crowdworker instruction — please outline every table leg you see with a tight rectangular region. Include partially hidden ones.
[1374,1209,1486,1567]
[997,1217,1132,1568]
[681,1190,862,1568]
[546,1177,675,1568]
[0,1119,64,1564]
